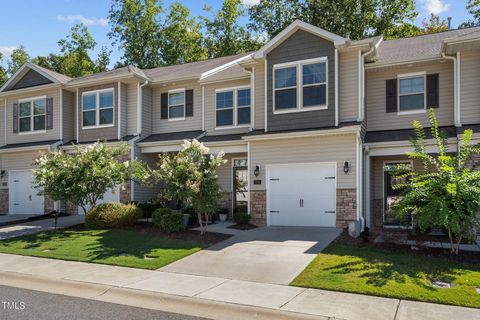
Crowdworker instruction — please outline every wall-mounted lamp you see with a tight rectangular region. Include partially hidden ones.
[254,165,260,177]
[343,161,350,174]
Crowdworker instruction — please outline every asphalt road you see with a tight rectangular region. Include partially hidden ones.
[0,285,208,320]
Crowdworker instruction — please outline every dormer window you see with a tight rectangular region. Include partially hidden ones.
[273,57,328,114]
[82,89,114,128]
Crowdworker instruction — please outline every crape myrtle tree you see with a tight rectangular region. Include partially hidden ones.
[153,139,226,235]
[33,142,147,215]
[389,110,480,254]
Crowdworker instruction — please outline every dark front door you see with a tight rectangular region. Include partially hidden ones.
[233,161,248,214]
[383,162,411,226]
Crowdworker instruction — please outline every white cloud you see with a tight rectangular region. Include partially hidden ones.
[242,0,260,6]
[0,46,17,57]
[422,0,450,15]
[56,15,108,27]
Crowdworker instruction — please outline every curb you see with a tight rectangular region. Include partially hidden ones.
[0,271,330,320]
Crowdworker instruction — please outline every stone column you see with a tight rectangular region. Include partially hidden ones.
[250,190,266,226]
[336,188,357,228]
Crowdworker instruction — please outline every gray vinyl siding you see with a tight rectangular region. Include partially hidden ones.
[10,70,52,91]
[204,78,251,135]
[460,50,480,125]
[217,153,247,192]
[249,133,357,191]
[365,61,454,131]
[141,86,152,137]
[126,83,138,135]
[5,87,61,144]
[339,49,359,122]
[133,148,161,203]
[151,80,202,134]
[77,83,118,142]
[0,100,5,147]
[120,83,127,137]
[266,29,336,132]
[62,89,75,143]
[253,61,265,130]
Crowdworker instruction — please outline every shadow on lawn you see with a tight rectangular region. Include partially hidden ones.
[322,246,475,289]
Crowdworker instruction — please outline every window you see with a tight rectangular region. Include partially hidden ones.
[273,58,328,113]
[169,91,185,119]
[18,97,46,133]
[398,75,425,113]
[216,87,251,128]
[82,89,114,128]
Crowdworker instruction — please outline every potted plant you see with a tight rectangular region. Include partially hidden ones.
[217,208,229,222]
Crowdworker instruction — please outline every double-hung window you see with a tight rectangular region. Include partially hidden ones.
[398,74,426,113]
[82,89,114,128]
[216,87,251,128]
[19,97,46,133]
[168,90,185,120]
[274,57,328,113]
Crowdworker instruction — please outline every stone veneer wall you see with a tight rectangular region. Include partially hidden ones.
[44,195,54,213]
[218,192,233,215]
[372,199,384,228]
[336,188,357,228]
[250,190,266,226]
[0,189,8,214]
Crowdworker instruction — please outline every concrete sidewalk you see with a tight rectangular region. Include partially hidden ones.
[0,253,477,320]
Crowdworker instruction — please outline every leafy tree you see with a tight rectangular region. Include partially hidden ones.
[248,0,418,40]
[153,139,226,235]
[460,0,480,28]
[417,14,449,35]
[0,53,8,86]
[33,142,147,215]
[96,46,111,72]
[160,2,207,65]
[109,0,163,68]
[7,46,30,76]
[202,0,263,58]
[390,110,480,254]
[31,53,65,74]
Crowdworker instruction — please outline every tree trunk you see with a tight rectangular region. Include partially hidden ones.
[200,213,208,235]
[81,206,88,215]
[197,212,204,234]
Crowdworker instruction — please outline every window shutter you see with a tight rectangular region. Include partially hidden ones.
[386,79,397,113]
[161,93,168,119]
[46,97,53,129]
[13,103,18,133]
[185,89,194,117]
[426,73,439,109]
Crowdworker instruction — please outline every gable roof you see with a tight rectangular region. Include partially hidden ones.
[254,20,347,59]
[66,65,148,86]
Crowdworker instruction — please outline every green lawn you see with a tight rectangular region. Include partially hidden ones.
[291,244,480,308]
[0,228,206,270]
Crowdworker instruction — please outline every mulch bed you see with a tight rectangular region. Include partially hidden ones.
[126,222,232,246]
[228,223,257,230]
[334,230,480,264]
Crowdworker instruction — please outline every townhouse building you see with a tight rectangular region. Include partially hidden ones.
[1,20,479,231]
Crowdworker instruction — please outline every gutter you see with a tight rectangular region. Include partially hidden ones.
[442,53,461,127]
[358,39,381,122]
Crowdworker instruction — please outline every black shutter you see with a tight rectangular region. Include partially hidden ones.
[185,89,194,117]
[426,74,439,109]
[386,79,397,113]
[13,103,18,133]
[46,97,53,129]
[161,93,168,119]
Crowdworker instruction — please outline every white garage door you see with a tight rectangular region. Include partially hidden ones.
[267,163,336,227]
[79,187,120,215]
[9,170,44,215]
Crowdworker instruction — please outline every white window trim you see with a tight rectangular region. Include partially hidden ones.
[397,72,427,115]
[81,88,115,129]
[215,85,252,130]
[18,95,47,134]
[167,88,186,121]
[273,57,328,115]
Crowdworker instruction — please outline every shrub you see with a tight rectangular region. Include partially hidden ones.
[85,202,143,229]
[138,202,162,219]
[233,212,250,225]
[159,214,185,232]
[152,208,174,227]
[217,208,229,215]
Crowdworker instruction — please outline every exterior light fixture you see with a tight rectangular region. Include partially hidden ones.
[343,161,350,174]
[254,165,260,177]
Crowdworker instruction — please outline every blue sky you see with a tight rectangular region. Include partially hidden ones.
[0,0,474,68]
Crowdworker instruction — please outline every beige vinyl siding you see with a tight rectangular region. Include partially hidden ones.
[460,50,480,125]
[151,80,202,134]
[0,150,45,172]
[5,87,61,144]
[249,133,357,191]
[141,86,152,137]
[0,99,5,147]
[253,61,265,130]
[126,83,138,136]
[77,83,118,143]
[217,153,247,192]
[134,149,161,202]
[62,90,75,143]
[204,78,251,134]
[120,83,127,137]
[365,62,454,131]
[339,49,359,122]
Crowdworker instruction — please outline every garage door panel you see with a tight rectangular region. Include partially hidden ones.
[10,170,44,215]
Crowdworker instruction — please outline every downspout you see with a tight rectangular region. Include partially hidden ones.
[358,47,375,122]
[442,53,461,127]
[356,131,364,230]
[137,80,149,135]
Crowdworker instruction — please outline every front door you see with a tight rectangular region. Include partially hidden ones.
[383,162,411,226]
[233,159,248,214]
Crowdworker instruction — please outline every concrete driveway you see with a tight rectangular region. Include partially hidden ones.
[161,226,342,285]
[0,216,85,240]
